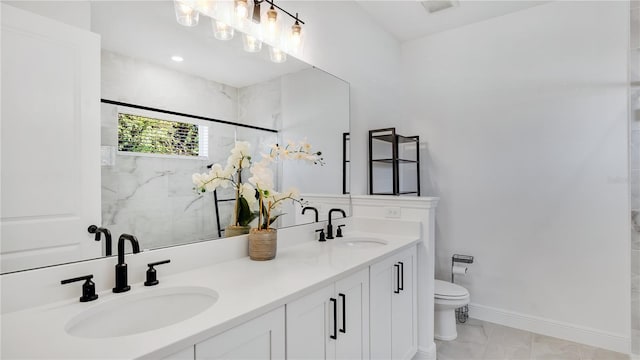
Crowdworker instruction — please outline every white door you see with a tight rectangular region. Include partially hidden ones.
[391,248,417,360]
[1,4,101,272]
[195,307,285,359]
[335,268,369,360]
[286,284,336,360]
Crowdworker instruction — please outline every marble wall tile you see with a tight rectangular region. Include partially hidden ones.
[633,250,640,293]
[237,78,281,130]
[631,173,640,211]
[631,130,640,171]
[633,290,640,330]
[633,8,640,49]
[101,104,118,146]
[101,51,238,122]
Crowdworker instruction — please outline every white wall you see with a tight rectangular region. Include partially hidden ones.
[401,1,630,351]
[3,1,91,30]
[283,1,407,195]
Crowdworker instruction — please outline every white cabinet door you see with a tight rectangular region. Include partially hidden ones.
[392,249,417,360]
[286,284,336,360]
[370,256,394,360]
[287,268,369,360]
[1,4,101,272]
[195,306,285,360]
[335,268,369,360]
[370,246,418,360]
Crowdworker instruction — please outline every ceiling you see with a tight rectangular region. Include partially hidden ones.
[90,1,310,88]
[356,1,549,42]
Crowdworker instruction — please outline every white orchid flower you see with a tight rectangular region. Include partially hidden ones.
[240,183,257,207]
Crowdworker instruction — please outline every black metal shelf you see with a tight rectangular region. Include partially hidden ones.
[343,132,350,195]
[368,127,420,196]
[371,158,418,164]
[371,191,419,195]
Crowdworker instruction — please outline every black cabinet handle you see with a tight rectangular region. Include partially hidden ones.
[399,261,404,291]
[394,264,400,294]
[339,293,346,333]
[330,297,337,339]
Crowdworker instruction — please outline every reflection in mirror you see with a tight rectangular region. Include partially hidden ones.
[0,1,350,273]
[97,1,350,253]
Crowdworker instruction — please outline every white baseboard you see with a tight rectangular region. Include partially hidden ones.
[414,342,436,360]
[468,303,630,354]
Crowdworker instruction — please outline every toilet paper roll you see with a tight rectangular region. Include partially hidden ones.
[452,265,468,276]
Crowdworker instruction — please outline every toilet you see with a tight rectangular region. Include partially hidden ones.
[434,279,470,341]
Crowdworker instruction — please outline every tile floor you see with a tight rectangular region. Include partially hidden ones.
[427,318,630,360]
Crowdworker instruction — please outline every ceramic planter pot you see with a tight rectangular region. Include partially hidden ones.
[248,228,277,261]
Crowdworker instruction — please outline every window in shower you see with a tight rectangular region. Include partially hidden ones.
[117,113,209,158]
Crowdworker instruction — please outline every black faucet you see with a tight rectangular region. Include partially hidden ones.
[326,208,346,240]
[113,234,141,293]
[302,206,319,222]
[88,225,113,256]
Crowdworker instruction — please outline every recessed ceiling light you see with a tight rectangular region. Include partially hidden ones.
[171,55,184,62]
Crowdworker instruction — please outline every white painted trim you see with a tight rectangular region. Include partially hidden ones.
[415,342,437,360]
[351,195,439,209]
[468,303,631,354]
[301,194,351,206]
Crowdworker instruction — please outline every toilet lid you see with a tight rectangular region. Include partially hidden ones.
[434,280,469,299]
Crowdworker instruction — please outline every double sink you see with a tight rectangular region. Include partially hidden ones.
[64,236,387,339]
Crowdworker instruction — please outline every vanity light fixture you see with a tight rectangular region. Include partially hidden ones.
[173,0,200,27]
[212,19,235,41]
[175,0,305,61]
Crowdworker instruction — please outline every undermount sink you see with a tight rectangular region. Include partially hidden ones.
[334,237,388,248]
[65,286,218,338]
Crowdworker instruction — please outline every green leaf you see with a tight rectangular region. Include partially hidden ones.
[237,197,258,226]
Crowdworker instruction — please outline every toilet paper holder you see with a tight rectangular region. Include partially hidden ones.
[451,254,474,282]
[452,254,474,324]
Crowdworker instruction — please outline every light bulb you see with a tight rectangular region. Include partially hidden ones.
[290,20,303,54]
[265,4,279,42]
[174,0,200,27]
[213,19,234,40]
[235,0,248,20]
[242,33,262,53]
[196,0,215,14]
[269,46,286,63]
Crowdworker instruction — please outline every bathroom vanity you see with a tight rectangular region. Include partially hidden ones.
[0,2,440,358]
[1,218,420,359]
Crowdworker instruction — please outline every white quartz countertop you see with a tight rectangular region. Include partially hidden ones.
[1,231,419,359]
